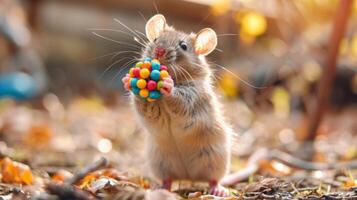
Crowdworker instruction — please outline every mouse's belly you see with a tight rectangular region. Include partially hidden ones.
[146,135,191,180]
[146,118,230,182]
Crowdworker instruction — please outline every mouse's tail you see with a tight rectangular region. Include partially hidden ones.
[221,148,357,186]
[220,148,268,186]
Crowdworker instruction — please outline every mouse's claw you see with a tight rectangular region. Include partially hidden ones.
[160,77,174,96]
[122,74,131,91]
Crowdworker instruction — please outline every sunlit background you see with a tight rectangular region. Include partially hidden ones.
[0,0,356,185]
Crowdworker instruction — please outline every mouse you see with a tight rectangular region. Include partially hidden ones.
[122,14,232,196]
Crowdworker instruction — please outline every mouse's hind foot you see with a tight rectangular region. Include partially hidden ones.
[208,180,229,197]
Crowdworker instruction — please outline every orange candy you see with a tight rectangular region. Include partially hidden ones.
[137,79,147,89]
[139,89,149,98]
[147,98,156,102]
[141,61,151,69]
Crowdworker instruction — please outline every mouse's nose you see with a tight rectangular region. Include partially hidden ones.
[154,47,166,58]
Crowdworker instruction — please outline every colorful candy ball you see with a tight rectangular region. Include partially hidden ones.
[151,62,161,71]
[150,70,161,81]
[136,79,147,89]
[125,57,171,102]
[147,80,157,91]
[149,90,162,99]
[139,89,149,98]
[140,68,150,79]
[133,68,140,78]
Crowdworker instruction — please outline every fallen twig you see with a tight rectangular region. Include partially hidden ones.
[65,157,109,185]
[46,182,97,200]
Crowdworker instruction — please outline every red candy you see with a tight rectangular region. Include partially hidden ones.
[160,65,168,71]
[133,68,140,78]
[147,80,157,91]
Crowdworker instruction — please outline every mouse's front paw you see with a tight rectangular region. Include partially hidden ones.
[160,77,174,96]
[122,74,131,91]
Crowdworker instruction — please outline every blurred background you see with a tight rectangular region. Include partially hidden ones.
[0,0,356,181]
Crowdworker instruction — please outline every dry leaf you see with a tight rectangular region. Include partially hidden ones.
[0,157,34,185]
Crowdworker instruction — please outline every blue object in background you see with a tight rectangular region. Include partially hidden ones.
[0,72,38,100]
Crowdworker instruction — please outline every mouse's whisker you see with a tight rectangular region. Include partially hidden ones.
[110,59,137,84]
[210,62,266,89]
[86,51,121,62]
[110,50,142,62]
[133,36,147,48]
[91,32,141,49]
[214,48,223,53]
[173,64,182,80]
[88,28,147,47]
[113,18,148,45]
[217,33,240,37]
[137,11,148,23]
[190,61,227,94]
[170,64,179,82]
[173,64,188,82]
[88,28,136,38]
[173,64,185,83]
[177,67,190,83]
[99,56,134,80]
[174,63,193,83]
[190,62,206,70]
[134,30,149,42]
[179,66,194,82]
[153,2,159,14]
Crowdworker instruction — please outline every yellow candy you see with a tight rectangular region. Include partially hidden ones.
[135,62,143,68]
[129,68,134,77]
[140,68,150,79]
[147,98,156,102]
[160,70,169,79]
[139,89,149,98]
[152,59,160,64]
[136,79,147,89]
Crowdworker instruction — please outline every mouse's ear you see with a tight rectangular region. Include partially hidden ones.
[194,28,217,56]
[146,14,166,42]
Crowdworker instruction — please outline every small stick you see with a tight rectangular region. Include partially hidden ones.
[65,157,109,185]
[46,182,97,200]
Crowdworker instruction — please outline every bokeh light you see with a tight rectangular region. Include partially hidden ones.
[240,11,267,37]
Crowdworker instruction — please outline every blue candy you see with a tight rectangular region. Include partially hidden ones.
[131,86,140,95]
[130,78,138,88]
[149,90,162,99]
[150,70,161,81]
[151,62,160,71]
[144,57,152,62]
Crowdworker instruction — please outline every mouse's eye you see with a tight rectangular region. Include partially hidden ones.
[179,41,187,51]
